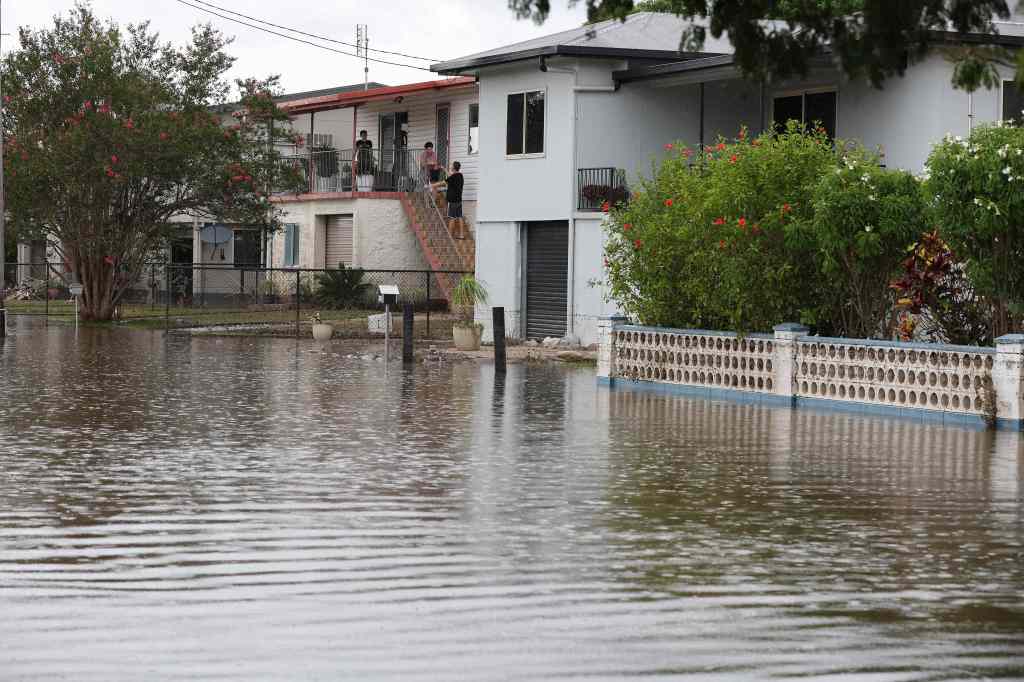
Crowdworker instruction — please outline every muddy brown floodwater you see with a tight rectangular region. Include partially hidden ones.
[1,317,1022,680]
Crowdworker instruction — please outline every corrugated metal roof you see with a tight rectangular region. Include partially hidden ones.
[432,13,733,73]
[283,77,477,114]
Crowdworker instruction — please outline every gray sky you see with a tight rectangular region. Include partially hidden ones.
[1,1,590,94]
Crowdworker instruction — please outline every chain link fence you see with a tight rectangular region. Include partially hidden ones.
[3,262,470,338]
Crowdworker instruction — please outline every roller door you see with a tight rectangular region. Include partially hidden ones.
[525,221,569,339]
[324,214,353,268]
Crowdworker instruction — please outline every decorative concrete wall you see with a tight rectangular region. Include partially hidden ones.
[597,318,1024,430]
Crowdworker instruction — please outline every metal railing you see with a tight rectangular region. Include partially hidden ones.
[2,262,470,337]
[577,167,629,211]
[278,148,424,195]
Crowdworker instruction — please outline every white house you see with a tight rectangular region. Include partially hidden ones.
[433,12,1024,345]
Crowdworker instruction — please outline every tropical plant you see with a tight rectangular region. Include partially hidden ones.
[1,4,305,320]
[926,123,1024,336]
[450,276,489,328]
[890,231,993,345]
[313,263,371,308]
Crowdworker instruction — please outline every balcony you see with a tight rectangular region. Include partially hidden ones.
[278,148,423,195]
[577,167,629,212]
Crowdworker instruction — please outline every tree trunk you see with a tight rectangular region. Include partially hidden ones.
[77,256,119,321]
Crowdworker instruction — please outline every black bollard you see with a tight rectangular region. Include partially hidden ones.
[403,303,414,364]
[0,307,6,338]
[493,306,506,374]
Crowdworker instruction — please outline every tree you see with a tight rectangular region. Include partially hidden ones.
[511,0,1023,91]
[1,3,304,320]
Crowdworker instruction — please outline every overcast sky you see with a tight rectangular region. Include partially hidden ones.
[2,1,590,95]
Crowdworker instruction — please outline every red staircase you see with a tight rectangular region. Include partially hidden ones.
[400,189,475,299]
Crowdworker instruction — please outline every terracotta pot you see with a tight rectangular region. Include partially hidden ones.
[311,323,334,341]
[453,324,482,351]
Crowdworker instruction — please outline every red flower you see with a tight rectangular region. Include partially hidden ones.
[704,146,713,154]
[664,198,674,207]
[782,203,792,214]
[664,143,674,151]
[159,132,169,141]
[83,100,93,110]
[633,239,643,250]
[738,128,747,140]
[729,154,738,164]
[110,155,118,164]
[682,148,693,158]
[713,217,725,226]
[718,240,727,250]
[738,217,747,228]
[105,168,115,177]
[123,118,134,130]
[716,142,726,151]
[623,223,632,231]
[601,201,610,212]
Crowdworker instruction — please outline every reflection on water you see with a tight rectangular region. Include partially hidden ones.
[1,317,1022,680]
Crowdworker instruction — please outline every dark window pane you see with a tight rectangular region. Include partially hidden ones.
[773,95,803,132]
[525,91,545,154]
[469,103,479,127]
[1003,81,1024,124]
[506,93,524,155]
[233,229,261,267]
[805,91,837,139]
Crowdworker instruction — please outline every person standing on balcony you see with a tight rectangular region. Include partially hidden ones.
[420,142,440,188]
[446,162,466,239]
[355,130,373,174]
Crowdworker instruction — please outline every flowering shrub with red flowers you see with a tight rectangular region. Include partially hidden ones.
[603,123,839,333]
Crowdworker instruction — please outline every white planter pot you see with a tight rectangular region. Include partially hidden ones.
[453,324,482,351]
[311,323,334,341]
[356,174,374,192]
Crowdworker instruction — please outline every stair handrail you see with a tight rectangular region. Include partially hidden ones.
[413,170,465,272]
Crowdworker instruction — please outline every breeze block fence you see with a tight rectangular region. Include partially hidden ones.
[597,318,1024,430]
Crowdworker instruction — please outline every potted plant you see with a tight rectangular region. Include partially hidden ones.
[310,311,334,341]
[450,276,489,351]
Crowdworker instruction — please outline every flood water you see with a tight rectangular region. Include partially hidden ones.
[1,318,1022,681]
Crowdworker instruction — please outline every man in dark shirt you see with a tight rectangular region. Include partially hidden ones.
[355,130,373,175]
[445,161,466,238]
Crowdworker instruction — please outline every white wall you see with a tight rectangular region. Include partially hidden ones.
[839,53,1006,172]
[475,221,522,342]
[271,197,427,271]
[282,109,355,155]
[354,86,480,201]
[477,61,576,222]
[571,216,620,345]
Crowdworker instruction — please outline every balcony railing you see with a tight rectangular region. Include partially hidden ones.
[277,148,423,195]
[578,167,629,212]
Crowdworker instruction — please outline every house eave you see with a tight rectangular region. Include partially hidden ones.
[431,45,702,75]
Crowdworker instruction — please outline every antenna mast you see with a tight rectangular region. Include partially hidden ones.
[356,25,369,90]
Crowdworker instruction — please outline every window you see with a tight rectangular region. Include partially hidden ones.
[772,90,837,139]
[506,90,545,156]
[468,103,480,155]
[1003,81,1024,124]
[282,224,300,267]
[233,229,262,268]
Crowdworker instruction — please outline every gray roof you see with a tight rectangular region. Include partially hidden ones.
[432,12,733,74]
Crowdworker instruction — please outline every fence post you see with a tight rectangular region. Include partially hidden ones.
[295,269,301,337]
[403,303,414,364]
[165,264,171,332]
[44,262,49,319]
[425,271,431,338]
[493,307,507,374]
[994,334,1024,430]
[772,323,808,406]
[597,315,627,380]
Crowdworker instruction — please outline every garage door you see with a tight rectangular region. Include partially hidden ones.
[324,214,353,268]
[525,221,569,339]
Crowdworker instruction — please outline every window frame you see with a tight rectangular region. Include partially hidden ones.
[505,88,546,159]
[770,86,839,138]
[468,102,480,156]
[282,223,300,268]
[232,228,262,269]
[1001,79,1024,124]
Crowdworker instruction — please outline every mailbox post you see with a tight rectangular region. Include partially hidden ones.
[378,285,399,366]
[69,282,83,328]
